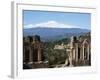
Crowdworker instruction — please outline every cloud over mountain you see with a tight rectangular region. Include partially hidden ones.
[24,21,80,29]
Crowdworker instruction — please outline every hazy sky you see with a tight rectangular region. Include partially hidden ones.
[23,10,91,30]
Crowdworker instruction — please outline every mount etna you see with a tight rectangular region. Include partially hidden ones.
[23,27,90,41]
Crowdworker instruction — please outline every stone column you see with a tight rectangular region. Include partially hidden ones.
[73,49,75,60]
[37,46,42,62]
[69,48,73,66]
[23,47,25,63]
[80,48,83,60]
[29,47,33,64]
[82,45,85,60]
[87,45,90,60]
[75,44,78,62]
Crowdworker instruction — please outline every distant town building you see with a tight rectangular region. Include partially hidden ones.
[54,43,67,50]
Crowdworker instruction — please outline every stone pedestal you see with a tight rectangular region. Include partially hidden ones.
[69,56,73,67]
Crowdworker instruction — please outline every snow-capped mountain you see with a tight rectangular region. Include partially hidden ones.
[24,21,81,29]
